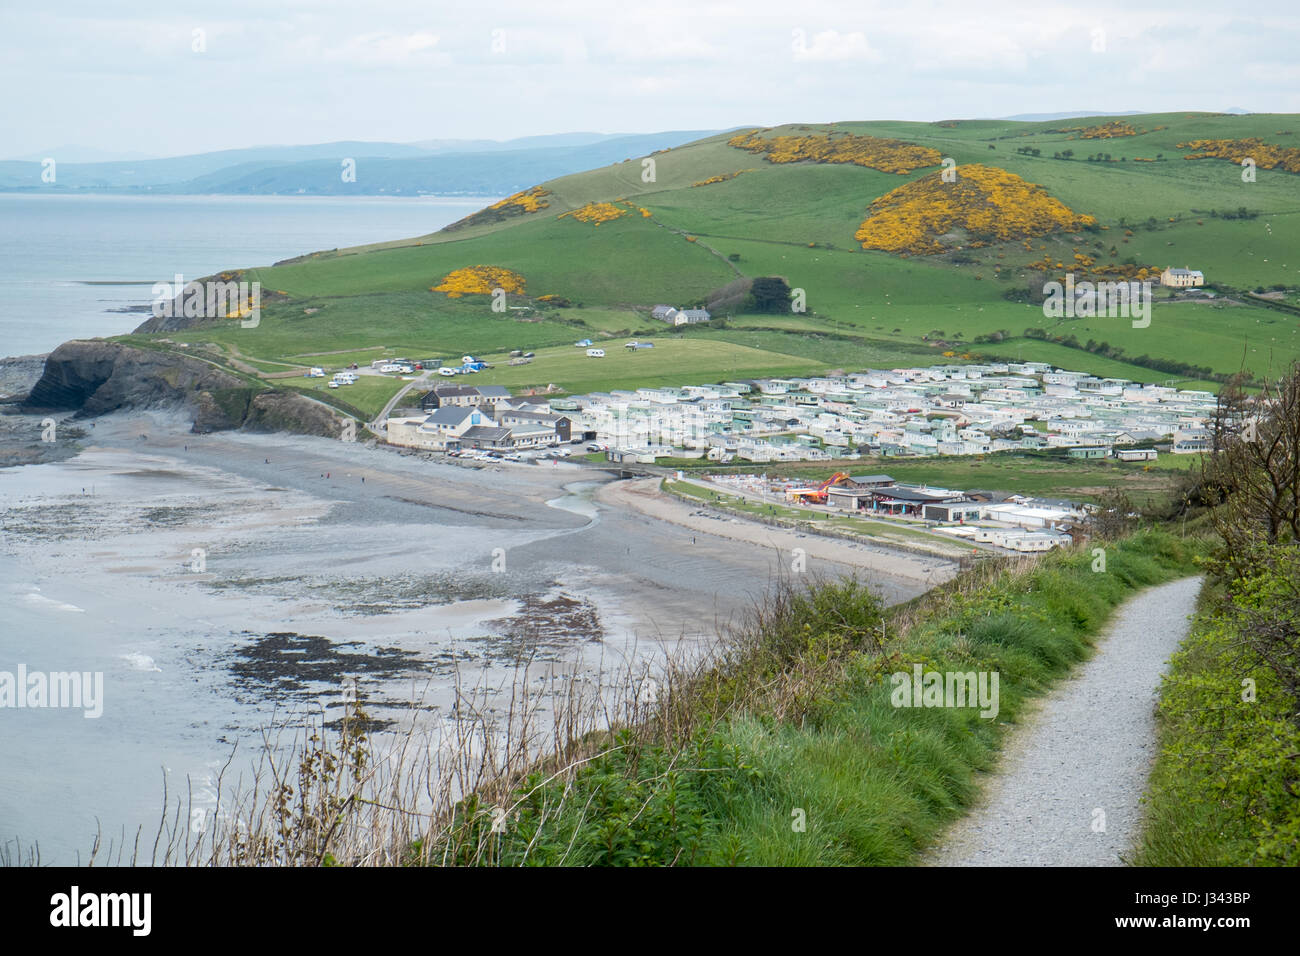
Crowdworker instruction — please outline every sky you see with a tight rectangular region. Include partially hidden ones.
[3,0,1298,158]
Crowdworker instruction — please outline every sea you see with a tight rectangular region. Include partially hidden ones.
[1,193,502,864]
[0,193,493,358]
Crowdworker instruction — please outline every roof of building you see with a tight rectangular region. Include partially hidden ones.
[460,425,512,442]
[876,487,965,503]
[426,405,480,426]
[499,409,569,424]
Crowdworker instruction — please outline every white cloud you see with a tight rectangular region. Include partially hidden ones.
[1,1,1298,154]
[792,30,880,62]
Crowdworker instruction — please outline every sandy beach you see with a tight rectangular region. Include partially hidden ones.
[598,477,957,592]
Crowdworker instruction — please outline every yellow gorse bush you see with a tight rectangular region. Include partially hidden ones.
[854,165,1097,255]
[444,186,551,231]
[728,130,941,174]
[1053,121,1143,139]
[1024,254,1156,283]
[559,202,627,225]
[489,186,550,214]
[692,170,749,187]
[1177,138,1300,173]
[432,266,526,298]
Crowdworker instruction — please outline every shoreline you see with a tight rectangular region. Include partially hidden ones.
[597,476,957,591]
[0,409,944,862]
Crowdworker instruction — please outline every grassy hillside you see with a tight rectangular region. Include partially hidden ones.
[121,112,1300,392]
[431,531,1204,866]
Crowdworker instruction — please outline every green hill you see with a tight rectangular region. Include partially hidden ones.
[122,112,1300,396]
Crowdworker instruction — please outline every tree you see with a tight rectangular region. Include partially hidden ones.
[746,276,793,313]
[1087,487,1138,540]
[1210,372,1252,453]
[1204,361,1300,562]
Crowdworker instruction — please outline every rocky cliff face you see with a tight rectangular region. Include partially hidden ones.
[22,341,346,437]
[0,354,49,403]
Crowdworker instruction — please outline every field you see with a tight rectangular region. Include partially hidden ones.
[118,112,1300,393]
[464,338,818,395]
[679,451,1200,507]
[279,374,409,419]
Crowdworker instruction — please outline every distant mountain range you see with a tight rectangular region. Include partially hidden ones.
[0,131,724,196]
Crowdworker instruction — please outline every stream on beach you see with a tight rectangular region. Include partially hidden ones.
[0,410,947,863]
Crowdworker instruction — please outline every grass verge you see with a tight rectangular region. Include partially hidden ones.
[436,529,1204,865]
[1134,582,1300,866]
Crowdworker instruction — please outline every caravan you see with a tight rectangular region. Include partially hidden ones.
[586,348,605,358]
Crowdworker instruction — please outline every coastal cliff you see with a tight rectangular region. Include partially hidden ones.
[20,340,346,437]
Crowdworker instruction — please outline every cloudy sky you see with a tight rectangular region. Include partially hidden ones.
[3,0,1297,158]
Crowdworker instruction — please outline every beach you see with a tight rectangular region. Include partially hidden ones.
[0,409,952,862]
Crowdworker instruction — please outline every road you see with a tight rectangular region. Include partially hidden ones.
[924,575,1203,866]
[370,371,433,431]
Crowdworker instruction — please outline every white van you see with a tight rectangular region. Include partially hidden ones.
[586,348,606,358]
[437,366,459,376]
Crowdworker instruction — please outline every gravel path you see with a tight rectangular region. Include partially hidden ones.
[925,575,1203,867]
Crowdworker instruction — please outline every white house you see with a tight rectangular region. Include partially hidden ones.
[1160,267,1205,288]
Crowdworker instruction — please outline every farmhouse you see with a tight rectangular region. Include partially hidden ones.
[650,304,711,325]
[1160,266,1205,288]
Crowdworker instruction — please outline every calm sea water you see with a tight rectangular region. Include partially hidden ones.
[0,193,492,357]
